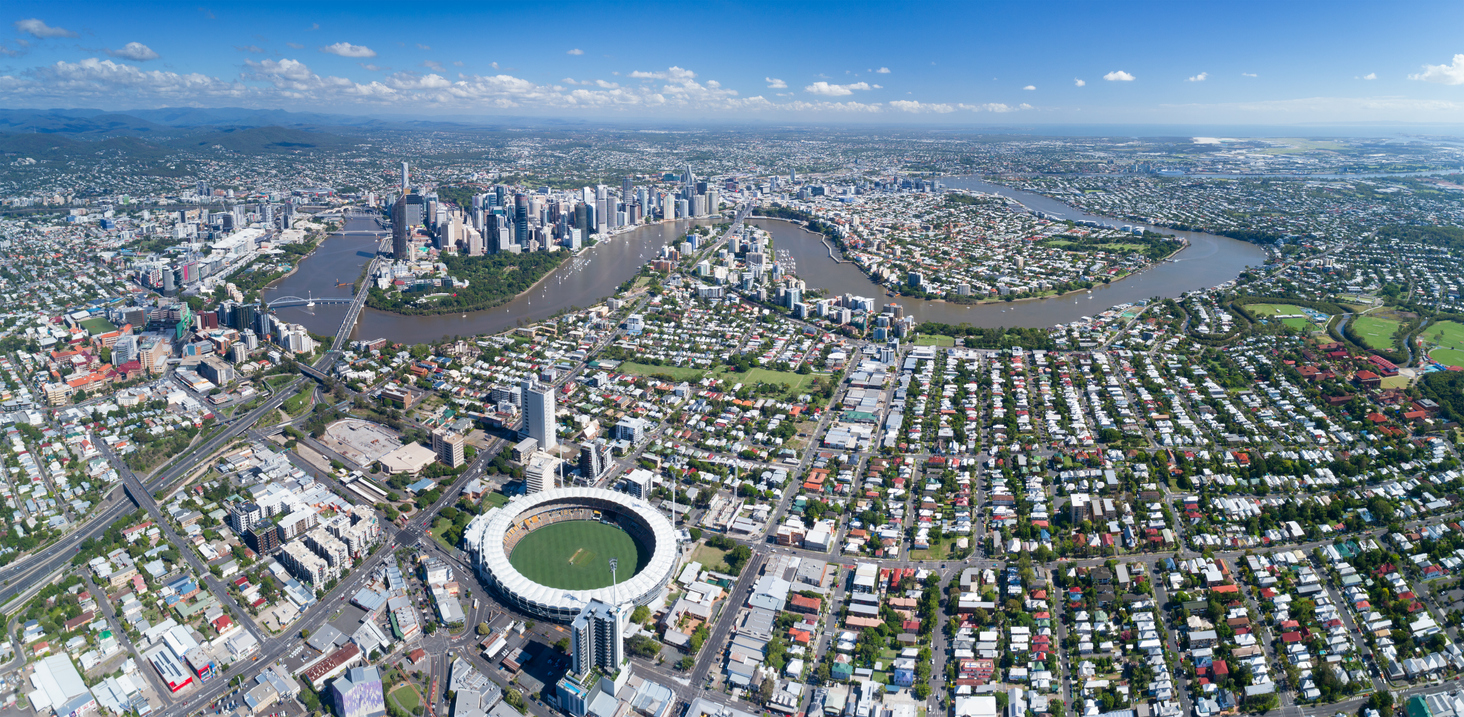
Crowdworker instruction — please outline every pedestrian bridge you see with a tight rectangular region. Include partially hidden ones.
[269,296,354,308]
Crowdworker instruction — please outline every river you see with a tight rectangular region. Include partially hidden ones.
[264,217,713,344]
[269,177,1267,342]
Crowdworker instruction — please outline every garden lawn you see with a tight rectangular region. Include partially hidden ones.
[389,685,421,714]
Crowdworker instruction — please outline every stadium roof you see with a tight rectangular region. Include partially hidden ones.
[466,487,677,617]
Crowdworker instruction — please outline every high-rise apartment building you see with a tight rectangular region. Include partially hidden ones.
[578,441,611,481]
[433,430,465,468]
[524,452,561,494]
[570,599,626,677]
[522,379,556,449]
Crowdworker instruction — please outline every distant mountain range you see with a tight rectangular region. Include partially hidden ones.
[0,123,365,167]
[0,106,392,135]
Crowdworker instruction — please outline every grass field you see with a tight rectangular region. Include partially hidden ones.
[1247,303,1328,331]
[510,520,649,590]
[617,362,818,394]
[1042,239,1149,252]
[1424,321,1464,368]
[79,317,116,335]
[914,335,956,347]
[282,388,313,417]
[689,543,729,571]
[617,362,707,381]
[1351,315,1403,351]
[733,367,816,393]
[389,686,420,714]
[1381,375,1412,389]
[483,491,510,508]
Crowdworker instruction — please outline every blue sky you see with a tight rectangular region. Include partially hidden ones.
[4,1,1464,125]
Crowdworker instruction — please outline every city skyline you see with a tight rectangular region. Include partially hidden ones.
[2,1,1464,126]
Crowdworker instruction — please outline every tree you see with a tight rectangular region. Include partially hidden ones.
[756,679,774,706]
[627,635,660,658]
[476,622,491,636]
[724,544,753,573]
[631,605,651,624]
[504,690,525,714]
[555,638,570,654]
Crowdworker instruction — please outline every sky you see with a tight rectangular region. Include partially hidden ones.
[4,1,1464,126]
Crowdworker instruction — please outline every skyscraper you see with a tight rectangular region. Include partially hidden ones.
[514,194,529,247]
[391,195,409,258]
[522,379,556,449]
[401,162,409,191]
[621,176,632,202]
[570,599,626,677]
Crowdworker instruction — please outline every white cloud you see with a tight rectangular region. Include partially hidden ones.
[1241,72,1257,78]
[320,42,376,58]
[106,42,159,61]
[956,102,1031,113]
[875,67,890,74]
[1104,70,1135,82]
[385,71,452,91]
[872,84,882,89]
[15,18,77,39]
[416,44,431,50]
[889,100,954,113]
[30,57,240,98]
[804,81,871,96]
[1074,78,1085,87]
[308,23,320,31]
[1410,54,1464,85]
[245,58,322,86]
[780,100,882,113]
[286,42,304,49]
[1023,85,1036,90]
[765,77,787,89]
[1360,72,1377,80]
[567,48,584,55]
[234,45,265,54]
[0,58,1008,119]
[629,67,696,82]
[1187,72,1208,82]
[422,60,444,71]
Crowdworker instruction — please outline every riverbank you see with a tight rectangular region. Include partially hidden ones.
[365,250,568,317]
[748,202,1264,331]
[757,210,1185,310]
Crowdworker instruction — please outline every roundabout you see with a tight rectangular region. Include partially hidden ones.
[463,486,677,622]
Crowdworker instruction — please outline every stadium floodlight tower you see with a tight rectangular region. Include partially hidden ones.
[608,557,619,604]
